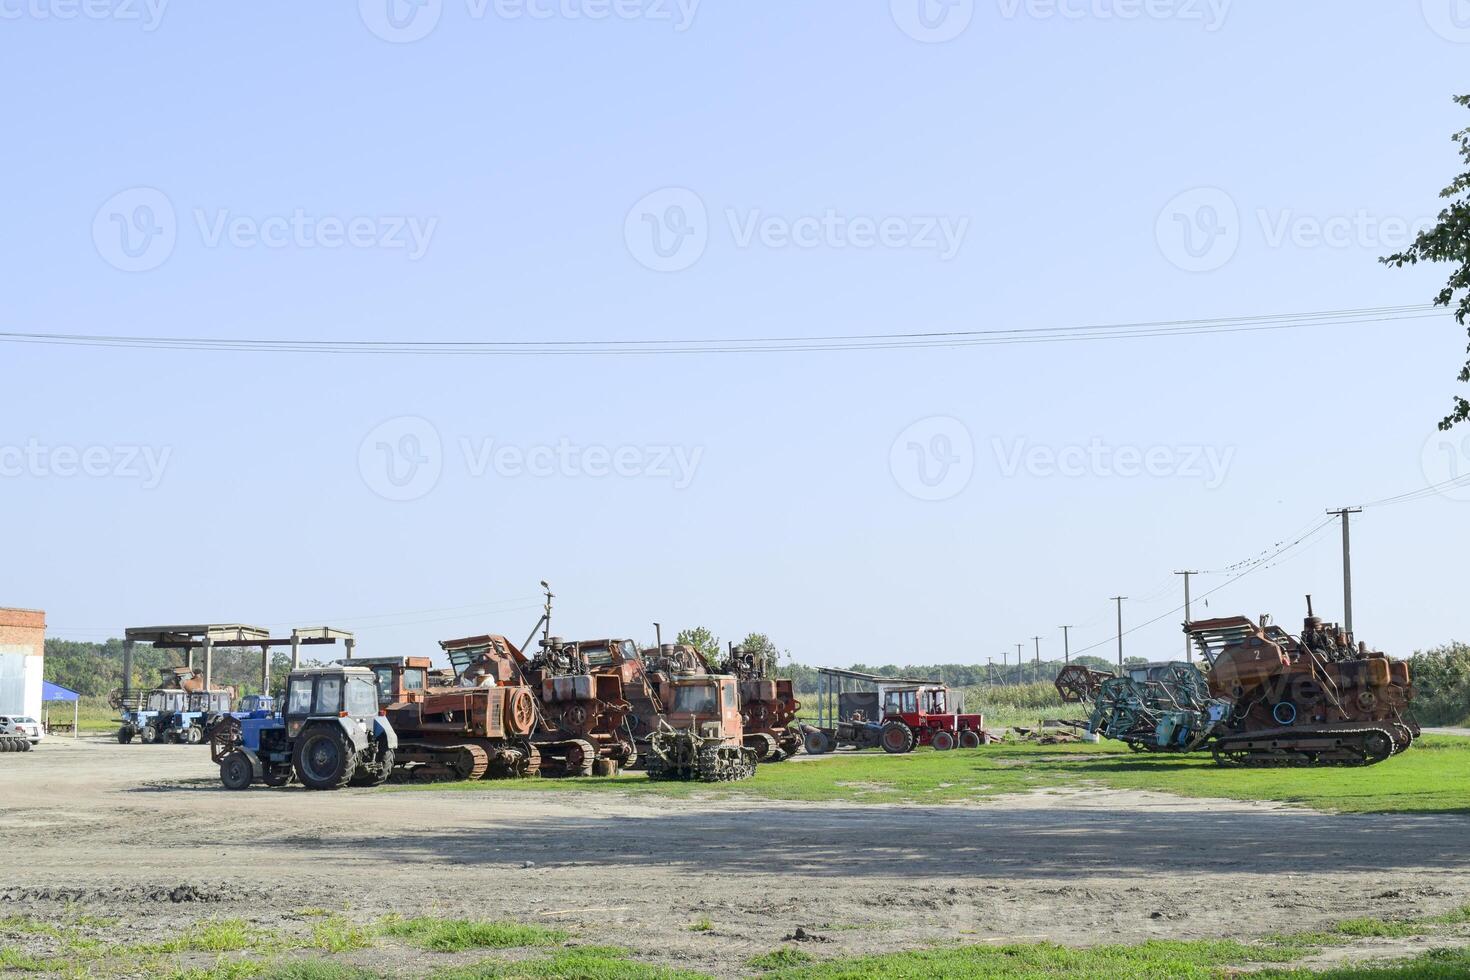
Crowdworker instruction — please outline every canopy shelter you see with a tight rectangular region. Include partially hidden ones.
[122,625,356,697]
[812,666,939,729]
[41,681,80,738]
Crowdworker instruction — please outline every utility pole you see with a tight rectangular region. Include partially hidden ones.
[1015,643,1025,684]
[1000,651,1009,686]
[1032,636,1042,680]
[987,657,994,685]
[1175,571,1197,662]
[1327,507,1363,639]
[1111,596,1127,669]
[1058,625,1073,664]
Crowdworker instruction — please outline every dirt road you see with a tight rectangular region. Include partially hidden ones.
[3,738,1468,977]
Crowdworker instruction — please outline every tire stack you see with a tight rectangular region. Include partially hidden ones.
[0,736,32,753]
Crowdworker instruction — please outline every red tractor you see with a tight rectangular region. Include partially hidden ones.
[876,684,987,753]
[803,668,988,755]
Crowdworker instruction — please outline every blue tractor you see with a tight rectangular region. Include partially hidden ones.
[213,666,396,791]
[168,690,235,745]
[116,688,188,745]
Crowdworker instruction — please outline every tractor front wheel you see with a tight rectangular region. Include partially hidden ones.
[881,721,916,755]
[932,730,957,751]
[139,724,158,745]
[958,730,982,750]
[219,751,254,790]
[185,726,205,745]
[293,727,357,790]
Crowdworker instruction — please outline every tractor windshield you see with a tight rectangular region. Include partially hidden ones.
[287,677,313,715]
[345,676,377,717]
[671,684,718,716]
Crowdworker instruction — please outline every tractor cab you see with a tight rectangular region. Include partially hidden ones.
[346,656,433,706]
[283,666,382,735]
[882,685,951,718]
[236,694,275,715]
[169,690,234,745]
[662,675,742,744]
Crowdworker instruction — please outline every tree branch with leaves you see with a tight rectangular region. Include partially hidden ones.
[1382,94,1470,430]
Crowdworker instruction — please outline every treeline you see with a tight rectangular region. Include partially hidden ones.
[1407,642,1470,726]
[43,638,293,699]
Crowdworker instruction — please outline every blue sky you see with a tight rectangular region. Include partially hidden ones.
[2,1,1468,667]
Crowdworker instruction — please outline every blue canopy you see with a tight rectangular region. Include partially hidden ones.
[42,681,79,702]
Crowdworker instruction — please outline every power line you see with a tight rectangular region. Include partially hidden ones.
[0,304,1442,357]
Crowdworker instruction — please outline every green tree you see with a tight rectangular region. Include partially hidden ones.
[736,632,787,670]
[1382,94,1470,430]
[674,626,721,663]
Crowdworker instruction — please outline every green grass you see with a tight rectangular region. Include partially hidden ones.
[687,917,713,933]
[432,945,710,979]
[1257,948,1470,979]
[756,938,1303,979]
[748,948,815,970]
[395,734,1470,814]
[378,917,567,952]
[1332,919,1430,939]
[308,917,373,954]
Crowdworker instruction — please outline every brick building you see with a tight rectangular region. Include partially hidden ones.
[0,608,45,720]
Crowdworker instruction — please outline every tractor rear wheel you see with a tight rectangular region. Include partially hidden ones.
[293,727,357,790]
[881,721,916,754]
[219,751,254,790]
[932,730,957,751]
[958,730,982,749]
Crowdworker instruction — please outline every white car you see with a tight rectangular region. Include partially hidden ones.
[0,716,42,745]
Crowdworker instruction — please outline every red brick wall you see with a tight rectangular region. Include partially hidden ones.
[0,608,45,651]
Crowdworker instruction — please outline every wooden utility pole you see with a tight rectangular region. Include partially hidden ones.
[1175,571,1197,662]
[1111,596,1127,669]
[1058,625,1073,664]
[1326,508,1363,638]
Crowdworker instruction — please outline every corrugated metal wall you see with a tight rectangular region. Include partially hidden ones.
[0,649,26,715]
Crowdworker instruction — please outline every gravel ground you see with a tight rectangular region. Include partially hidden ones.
[2,737,1469,977]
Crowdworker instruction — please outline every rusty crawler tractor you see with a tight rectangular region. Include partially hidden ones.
[1188,596,1417,768]
[518,635,638,777]
[641,642,802,762]
[355,652,541,782]
[717,644,802,762]
[646,674,757,782]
